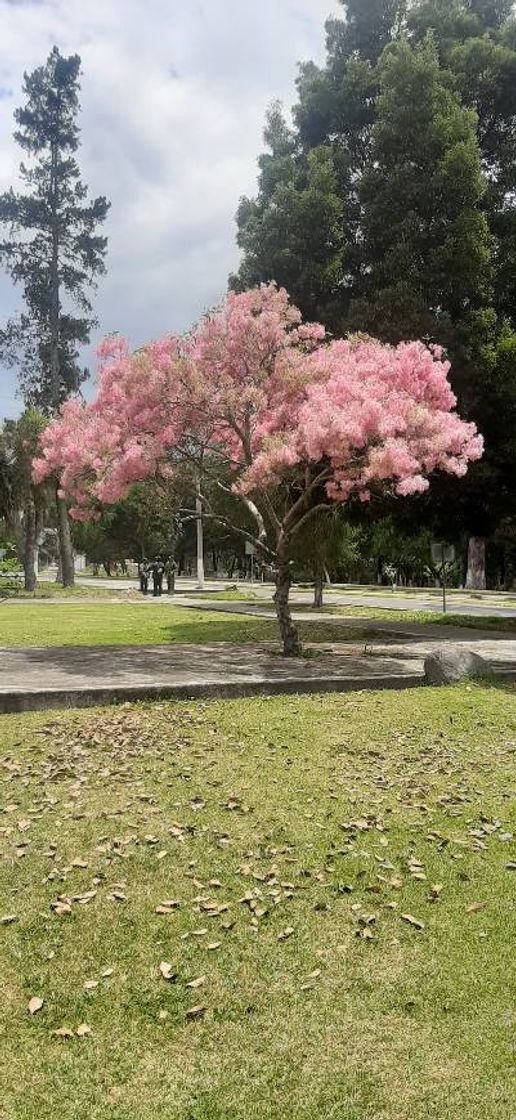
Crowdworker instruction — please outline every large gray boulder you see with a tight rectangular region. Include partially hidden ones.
[424,644,494,685]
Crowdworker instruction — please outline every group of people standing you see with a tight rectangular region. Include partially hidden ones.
[138,556,177,597]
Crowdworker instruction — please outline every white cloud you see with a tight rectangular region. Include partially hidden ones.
[0,0,342,417]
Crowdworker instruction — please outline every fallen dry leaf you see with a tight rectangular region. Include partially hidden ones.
[84,980,99,991]
[27,996,44,1015]
[400,913,425,931]
[76,1023,91,1037]
[1,914,18,925]
[52,1027,74,1039]
[185,1004,207,1019]
[185,975,206,989]
[158,961,176,981]
[52,902,72,916]
[278,926,295,941]
[466,901,487,913]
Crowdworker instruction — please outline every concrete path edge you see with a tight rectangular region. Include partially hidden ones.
[0,672,427,714]
[2,667,515,713]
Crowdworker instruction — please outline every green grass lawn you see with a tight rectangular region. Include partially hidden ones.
[0,602,364,647]
[0,601,513,649]
[185,589,265,601]
[1,684,515,1119]
[0,581,127,601]
[323,605,516,632]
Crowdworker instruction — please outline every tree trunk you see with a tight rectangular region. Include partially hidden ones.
[274,551,302,657]
[56,494,75,586]
[194,469,205,589]
[24,498,37,592]
[465,536,486,590]
[313,555,324,609]
[49,125,61,409]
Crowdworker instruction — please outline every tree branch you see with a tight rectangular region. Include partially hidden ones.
[178,508,275,557]
[283,467,332,533]
[288,503,333,538]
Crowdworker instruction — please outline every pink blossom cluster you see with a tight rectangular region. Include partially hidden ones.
[33,284,483,519]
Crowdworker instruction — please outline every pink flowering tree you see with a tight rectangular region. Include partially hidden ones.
[34,285,483,655]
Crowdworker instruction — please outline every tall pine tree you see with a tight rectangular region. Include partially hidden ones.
[348,36,493,347]
[0,47,109,585]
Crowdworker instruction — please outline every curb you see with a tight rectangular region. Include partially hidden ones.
[0,672,423,714]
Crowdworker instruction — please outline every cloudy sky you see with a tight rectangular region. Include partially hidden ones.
[0,0,341,418]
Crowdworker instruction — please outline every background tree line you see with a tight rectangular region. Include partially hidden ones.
[2,9,516,594]
[232,0,516,588]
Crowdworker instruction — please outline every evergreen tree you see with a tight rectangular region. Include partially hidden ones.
[231,104,344,323]
[234,0,516,587]
[0,46,109,585]
[407,0,516,323]
[348,36,493,347]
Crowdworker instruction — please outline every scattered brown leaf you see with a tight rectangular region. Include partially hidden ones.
[185,975,206,989]
[400,913,425,931]
[27,996,44,1015]
[185,1004,208,1019]
[159,961,177,981]
[52,1027,74,1039]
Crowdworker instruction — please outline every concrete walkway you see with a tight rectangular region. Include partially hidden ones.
[171,595,516,635]
[71,575,516,618]
[1,630,515,713]
[0,640,423,712]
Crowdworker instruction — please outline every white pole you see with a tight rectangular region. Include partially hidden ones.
[195,469,205,590]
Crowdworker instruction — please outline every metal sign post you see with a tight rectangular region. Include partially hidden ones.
[431,542,456,613]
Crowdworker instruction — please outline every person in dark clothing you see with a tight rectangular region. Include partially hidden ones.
[151,556,164,597]
[138,559,149,595]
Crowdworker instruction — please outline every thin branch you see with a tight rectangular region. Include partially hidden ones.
[288,503,333,538]
[178,508,275,557]
[283,466,332,532]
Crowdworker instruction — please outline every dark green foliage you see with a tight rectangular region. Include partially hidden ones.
[231,105,344,323]
[347,36,493,349]
[233,0,516,575]
[72,480,182,567]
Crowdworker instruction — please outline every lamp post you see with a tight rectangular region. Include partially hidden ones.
[194,468,204,590]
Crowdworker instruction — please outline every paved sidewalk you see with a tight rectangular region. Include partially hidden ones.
[71,575,516,618]
[0,631,515,713]
[172,596,516,636]
[0,641,422,712]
